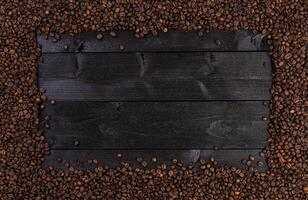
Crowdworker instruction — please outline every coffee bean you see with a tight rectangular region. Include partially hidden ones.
[39,88,46,93]
[198,30,204,37]
[63,44,69,51]
[141,161,147,167]
[257,161,264,167]
[161,163,167,170]
[304,186,308,194]
[249,155,255,161]
[136,157,143,163]
[44,123,50,129]
[110,31,117,37]
[215,39,222,46]
[49,99,56,105]
[73,140,80,146]
[41,95,47,102]
[119,44,125,51]
[96,33,103,40]
[152,30,158,37]
[0,1,306,199]
[168,170,174,176]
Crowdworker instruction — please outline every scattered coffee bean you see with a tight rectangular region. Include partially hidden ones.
[63,44,69,51]
[119,44,125,51]
[110,31,117,37]
[73,141,80,146]
[141,161,147,167]
[44,123,50,129]
[49,99,56,105]
[96,33,103,40]
[249,155,255,161]
[215,39,222,46]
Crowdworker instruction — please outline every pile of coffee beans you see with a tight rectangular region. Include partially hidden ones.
[0,0,307,199]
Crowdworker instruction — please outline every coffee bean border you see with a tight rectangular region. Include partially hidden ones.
[0,1,307,199]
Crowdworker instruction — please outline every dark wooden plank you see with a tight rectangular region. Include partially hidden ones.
[39,52,272,101]
[42,101,269,149]
[38,30,267,53]
[44,149,268,171]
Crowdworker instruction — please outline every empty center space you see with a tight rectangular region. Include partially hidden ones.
[39,31,271,170]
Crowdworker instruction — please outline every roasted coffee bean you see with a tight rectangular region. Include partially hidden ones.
[0,1,306,199]
[39,87,46,93]
[119,44,125,51]
[172,159,177,164]
[249,155,255,161]
[198,30,204,37]
[257,161,264,167]
[141,161,147,167]
[215,39,222,46]
[110,31,117,37]
[304,186,308,194]
[49,99,56,105]
[44,123,50,129]
[41,95,47,102]
[96,33,103,40]
[73,141,80,146]
[152,30,158,37]
[63,44,69,51]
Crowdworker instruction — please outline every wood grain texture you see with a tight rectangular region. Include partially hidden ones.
[38,30,267,53]
[39,30,270,170]
[44,149,267,171]
[39,52,272,101]
[42,101,269,149]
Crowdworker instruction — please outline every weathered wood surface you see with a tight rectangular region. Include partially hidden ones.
[39,30,271,169]
[42,101,268,149]
[39,52,271,101]
[45,149,267,171]
[38,30,267,53]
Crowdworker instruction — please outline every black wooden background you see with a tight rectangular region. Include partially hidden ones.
[39,30,271,171]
